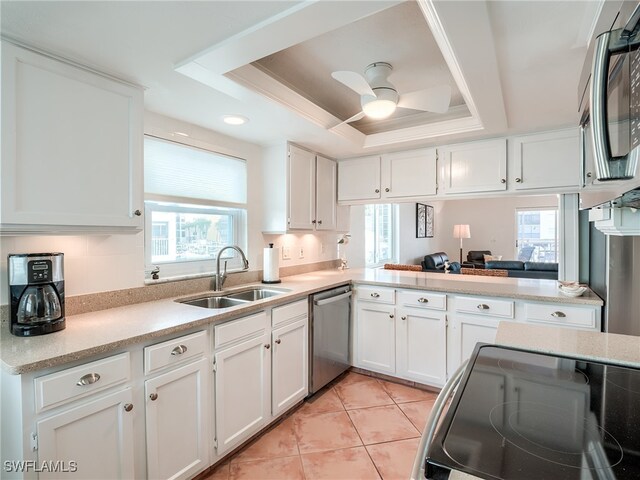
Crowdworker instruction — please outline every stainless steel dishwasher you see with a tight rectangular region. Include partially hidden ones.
[309,285,352,394]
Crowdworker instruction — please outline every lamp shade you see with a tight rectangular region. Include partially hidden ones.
[453,224,471,239]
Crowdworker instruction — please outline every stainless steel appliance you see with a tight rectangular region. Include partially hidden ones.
[579,1,640,209]
[8,253,65,336]
[309,285,351,394]
[413,343,640,479]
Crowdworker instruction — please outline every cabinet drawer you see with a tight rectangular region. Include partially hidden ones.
[35,352,130,413]
[272,299,308,329]
[144,330,207,375]
[397,290,446,310]
[356,286,395,304]
[456,296,514,318]
[214,311,269,350]
[524,303,597,330]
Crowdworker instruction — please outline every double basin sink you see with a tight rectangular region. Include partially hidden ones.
[179,287,290,310]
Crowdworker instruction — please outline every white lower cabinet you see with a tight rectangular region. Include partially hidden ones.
[396,308,447,386]
[145,358,209,480]
[214,333,271,455]
[36,388,135,479]
[355,302,396,375]
[272,318,308,416]
[451,314,501,371]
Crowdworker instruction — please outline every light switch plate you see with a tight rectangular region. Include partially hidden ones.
[298,247,304,259]
[282,246,291,260]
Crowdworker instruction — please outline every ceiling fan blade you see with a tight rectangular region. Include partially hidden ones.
[329,111,366,130]
[397,85,452,114]
[331,71,376,97]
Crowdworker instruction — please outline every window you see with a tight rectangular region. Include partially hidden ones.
[515,208,558,262]
[144,136,247,279]
[364,204,397,267]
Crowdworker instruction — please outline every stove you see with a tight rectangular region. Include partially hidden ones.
[424,344,640,479]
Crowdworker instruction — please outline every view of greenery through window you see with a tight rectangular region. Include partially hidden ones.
[516,208,558,262]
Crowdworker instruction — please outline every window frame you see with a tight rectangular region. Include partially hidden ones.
[514,206,559,263]
[364,203,398,268]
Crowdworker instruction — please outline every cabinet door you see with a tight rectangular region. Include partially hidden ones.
[337,156,381,201]
[272,318,308,416]
[288,145,316,230]
[396,308,446,386]
[511,129,580,190]
[214,334,270,455]
[355,303,396,375]
[450,314,500,373]
[1,42,143,232]
[145,358,209,480]
[439,139,507,194]
[383,148,437,198]
[37,388,134,479]
[315,155,337,230]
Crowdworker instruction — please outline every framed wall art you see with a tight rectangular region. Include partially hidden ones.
[416,203,434,238]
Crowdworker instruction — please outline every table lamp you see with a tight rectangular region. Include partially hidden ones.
[453,224,471,264]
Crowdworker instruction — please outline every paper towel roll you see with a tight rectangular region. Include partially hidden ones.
[262,244,281,283]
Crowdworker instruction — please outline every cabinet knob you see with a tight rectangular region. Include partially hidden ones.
[477,304,490,310]
[401,316,407,321]
[312,220,317,224]
[385,187,390,192]
[375,189,380,193]
[171,345,188,356]
[515,178,522,183]
[417,298,429,303]
[275,339,281,344]
[370,292,380,298]
[124,403,134,412]
[501,178,506,184]
[134,209,142,217]
[551,311,566,318]
[586,172,593,178]
[317,220,322,225]
[264,344,271,349]
[389,314,394,319]
[77,373,101,386]
[149,393,158,401]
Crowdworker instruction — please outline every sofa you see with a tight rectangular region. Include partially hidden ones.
[421,252,461,273]
[485,260,558,280]
[464,250,492,269]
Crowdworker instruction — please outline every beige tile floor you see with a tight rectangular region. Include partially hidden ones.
[204,372,438,480]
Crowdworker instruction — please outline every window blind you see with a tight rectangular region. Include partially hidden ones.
[144,136,247,204]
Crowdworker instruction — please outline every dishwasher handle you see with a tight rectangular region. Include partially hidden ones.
[313,291,352,306]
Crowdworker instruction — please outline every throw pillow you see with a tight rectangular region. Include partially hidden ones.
[483,254,503,262]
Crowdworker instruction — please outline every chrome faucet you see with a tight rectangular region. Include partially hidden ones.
[214,245,249,291]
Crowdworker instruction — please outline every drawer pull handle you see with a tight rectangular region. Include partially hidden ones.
[477,304,490,310]
[77,373,100,386]
[124,403,133,412]
[418,298,429,303]
[370,293,380,298]
[551,311,566,318]
[275,339,282,344]
[171,345,188,356]
[149,393,158,401]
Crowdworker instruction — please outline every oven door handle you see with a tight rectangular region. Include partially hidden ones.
[410,359,469,480]
[313,291,352,306]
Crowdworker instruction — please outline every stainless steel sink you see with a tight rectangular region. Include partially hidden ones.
[178,287,290,309]
[225,287,289,302]
[180,296,248,309]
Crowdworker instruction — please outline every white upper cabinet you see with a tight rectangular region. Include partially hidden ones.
[511,129,580,191]
[338,148,437,202]
[262,143,337,233]
[338,156,381,202]
[1,42,143,234]
[439,139,507,194]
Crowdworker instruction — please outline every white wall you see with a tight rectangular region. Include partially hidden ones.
[0,112,339,304]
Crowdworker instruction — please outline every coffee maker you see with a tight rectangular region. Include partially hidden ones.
[8,253,65,336]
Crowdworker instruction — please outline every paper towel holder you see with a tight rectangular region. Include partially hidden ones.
[262,243,282,284]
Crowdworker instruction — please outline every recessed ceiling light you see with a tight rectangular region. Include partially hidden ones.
[222,115,249,125]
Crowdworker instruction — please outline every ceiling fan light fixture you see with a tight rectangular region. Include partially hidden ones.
[362,99,397,119]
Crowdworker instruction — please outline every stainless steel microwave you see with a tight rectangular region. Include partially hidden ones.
[579,1,640,209]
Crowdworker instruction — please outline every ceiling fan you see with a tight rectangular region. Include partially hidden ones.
[329,62,451,129]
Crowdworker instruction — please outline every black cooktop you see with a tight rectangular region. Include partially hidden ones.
[426,345,640,480]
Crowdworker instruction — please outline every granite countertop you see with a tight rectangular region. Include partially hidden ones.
[0,268,603,375]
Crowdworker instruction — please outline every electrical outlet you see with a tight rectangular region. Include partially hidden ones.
[282,246,291,260]
[298,247,304,259]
